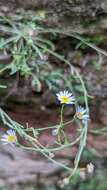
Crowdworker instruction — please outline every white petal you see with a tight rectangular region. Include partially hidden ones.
[69,97,75,102]
[60,91,63,96]
[2,134,8,138]
[65,91,68,96]
[68,93,72,97]
[1,135,8,141]
[1,138,8,142]
[7,130,15,136]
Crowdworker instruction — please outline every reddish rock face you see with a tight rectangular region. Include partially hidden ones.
[99,101,107,125]
[0,0,107,34]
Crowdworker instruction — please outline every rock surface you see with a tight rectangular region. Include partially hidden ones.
[0,145,70,189]
[0,0,107,34]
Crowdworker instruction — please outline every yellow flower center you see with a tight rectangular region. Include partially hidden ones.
[76,112,83,119]
[61,96,70,103]
[8,135,16,142]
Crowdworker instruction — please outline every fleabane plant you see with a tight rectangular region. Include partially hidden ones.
[0,89,90,182]
[1,129,17,146]
[0,10,106,183]
[76,106,89,124]
[56,91,75,105]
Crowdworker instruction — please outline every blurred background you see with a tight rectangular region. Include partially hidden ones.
[0,0,107,190]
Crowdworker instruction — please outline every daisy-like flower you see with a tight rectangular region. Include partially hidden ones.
[76,106,89,124]
[56,91,75,105]
[1,129,17,146]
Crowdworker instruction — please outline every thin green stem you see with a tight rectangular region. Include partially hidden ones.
[60,104,64,126]
[24,117,75,132]
[57,104,64,143]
